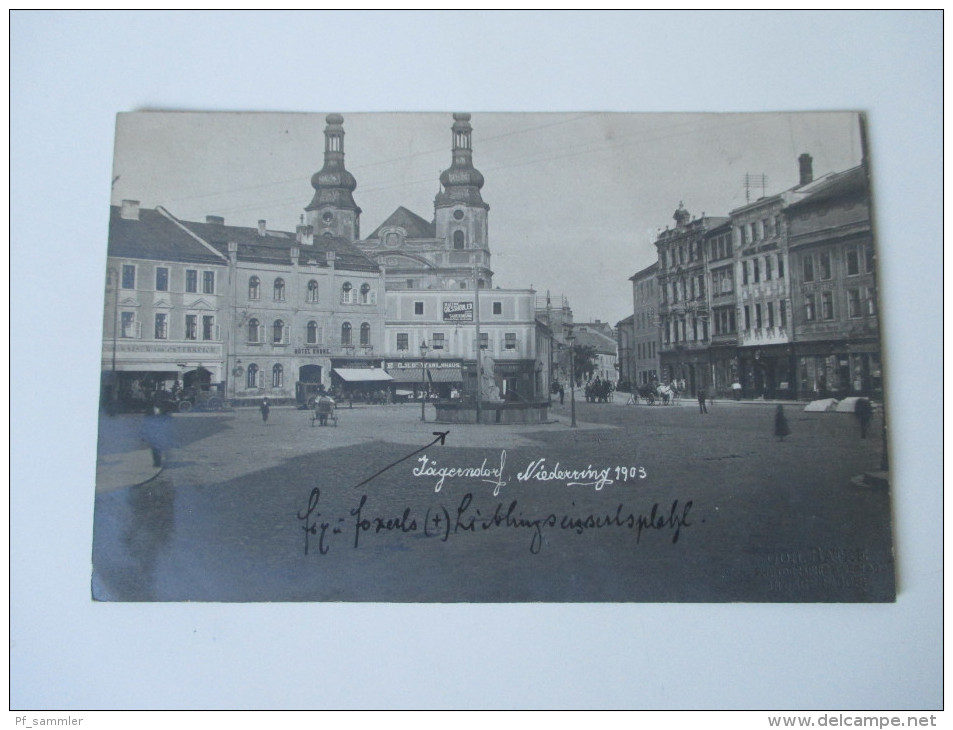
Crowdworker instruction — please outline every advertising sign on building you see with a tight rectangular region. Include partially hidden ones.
[442,301,474,322]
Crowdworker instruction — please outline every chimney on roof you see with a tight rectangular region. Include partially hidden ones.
[120,200,140,220]
[206,215,224,225]
[296,224,314,246]
[257,219,267,237]
[798,153,814,186]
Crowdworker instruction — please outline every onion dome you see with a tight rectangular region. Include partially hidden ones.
[306,114,361,214]
[435,113,488,209]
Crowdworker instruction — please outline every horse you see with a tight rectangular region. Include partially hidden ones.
[657,383,678,405]
[636,383,657,405]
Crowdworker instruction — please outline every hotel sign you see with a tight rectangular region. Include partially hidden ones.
[442,301,474,322]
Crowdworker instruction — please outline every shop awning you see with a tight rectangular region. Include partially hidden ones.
[386,366,464,383]
[331,368,393,382]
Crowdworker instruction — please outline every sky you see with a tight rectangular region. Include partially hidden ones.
[111,110,863,326]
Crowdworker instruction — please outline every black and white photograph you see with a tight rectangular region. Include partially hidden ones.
[12,10,940,713]
[93,110,894,603]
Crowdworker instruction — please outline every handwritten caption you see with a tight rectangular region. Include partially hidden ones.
[297,487,692,556]
[411,450,647,495]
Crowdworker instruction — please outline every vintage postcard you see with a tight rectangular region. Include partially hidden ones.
[93,111,894,602]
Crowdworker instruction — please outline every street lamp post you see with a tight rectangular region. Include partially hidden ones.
[420,340,429,422]
[567,327,577,428]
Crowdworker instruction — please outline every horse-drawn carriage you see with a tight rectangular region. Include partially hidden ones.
[630,382,680,405]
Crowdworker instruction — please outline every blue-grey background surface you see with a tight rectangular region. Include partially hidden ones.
[10,10,942,709]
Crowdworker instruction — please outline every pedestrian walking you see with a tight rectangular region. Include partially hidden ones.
[697,386,708,414]
[559,383,565,405]
[140,405,173,467]
[774,404,790,441]
[732,380,742,400]
[260,398,270,423]
[854,397,872,439]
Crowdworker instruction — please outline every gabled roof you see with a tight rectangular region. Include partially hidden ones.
[179,219,380,272]
[571,327,618,355]
[107,206,226,265]
[366,206,436,240]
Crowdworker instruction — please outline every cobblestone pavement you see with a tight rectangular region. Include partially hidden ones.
[92,400,894,603]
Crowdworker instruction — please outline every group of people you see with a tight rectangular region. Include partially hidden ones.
[584,377,615,403]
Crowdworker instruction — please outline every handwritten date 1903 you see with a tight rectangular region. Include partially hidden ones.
[297,488,693,556]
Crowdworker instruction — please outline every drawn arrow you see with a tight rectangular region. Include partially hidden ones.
[351,431,450,489]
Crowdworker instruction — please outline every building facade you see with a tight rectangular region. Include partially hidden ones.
[628,262,661,387]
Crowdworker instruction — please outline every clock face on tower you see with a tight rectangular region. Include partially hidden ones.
[453,210,465,220]
[322,212,334,224]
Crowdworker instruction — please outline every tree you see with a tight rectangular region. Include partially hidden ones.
[572,345,597,385]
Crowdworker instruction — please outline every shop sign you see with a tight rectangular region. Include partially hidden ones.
[442,301,474,322]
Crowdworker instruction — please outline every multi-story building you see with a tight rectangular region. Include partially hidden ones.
[570,325,618,382]
[615,314,635,389]
[786,164,881,399]
[101,200,229,408]
[628,262,661,387]
[705,220,739,395]
[655,204,728,395]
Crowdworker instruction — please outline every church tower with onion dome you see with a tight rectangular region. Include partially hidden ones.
[433,113,492,288]
[305,113,362,242]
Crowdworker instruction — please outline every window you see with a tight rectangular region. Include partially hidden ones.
[120,311,137,338]
[341,282,353,304]
[459,281,467,289]
[307,280,319,302]
[865,247,875,274]
[360,322,371,346]
[763,218,772,237]
[274,278,286,301]
[453,230,465,249]
[477,279,486,289]
[739,226,747,246]
[753,259,760,283]
[866,287,876,316]
[479,332,488,350]
[696,275,705,299]
[397,333,409,351]
[154,313,167,339]
[505,333,517,350]
[414,301,424,316]
[186,269,198,293]
[822,291,835,320]
[248,318,261,343]
[272,364,283,389]
[246,364,259,389]
[713,267,733,295]
[820,251,832,280]
[121,264,136,289]
[778,256,785,278]
[249,276,260,300]
[407,279,415,289]
[780,300,787,328]
[155,267,169,291]
[203,270,215,294]
[848,289,862,318]
[493,301,502,315]
[432,332,445,350]
[202,315,215,341]
[306,321,319,344]
[804,294,816,322]
[765,256,773,281]
[743,305,751,330]
[360,282,371,304]
[341,322,352,346]
[713,306,736,335]
[767,302,775,328]
[846,247,860,276]
[185,314,197,340]
[755,303,762,329]
[273,319,285,344]
[802,255,814,282]
[742,261,749,285]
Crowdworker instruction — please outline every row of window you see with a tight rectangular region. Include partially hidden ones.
[121,264,217,294]
[800,245,874,283]
[247,277,375,305]
[120,312,219,341]
[411,300,504,316]
[803,288,875,322]
[741,254,784,286]
[395,332,519,351]
[742,301,788,331]
[662,274,706,305]
[636,341,657,360]
[247,319,372,346]
[737,216,782,246]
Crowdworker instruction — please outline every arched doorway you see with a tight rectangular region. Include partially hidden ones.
[183,367,212,390]
[299,364,323,383]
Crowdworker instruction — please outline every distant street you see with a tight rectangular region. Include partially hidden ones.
[92,397,894,602]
